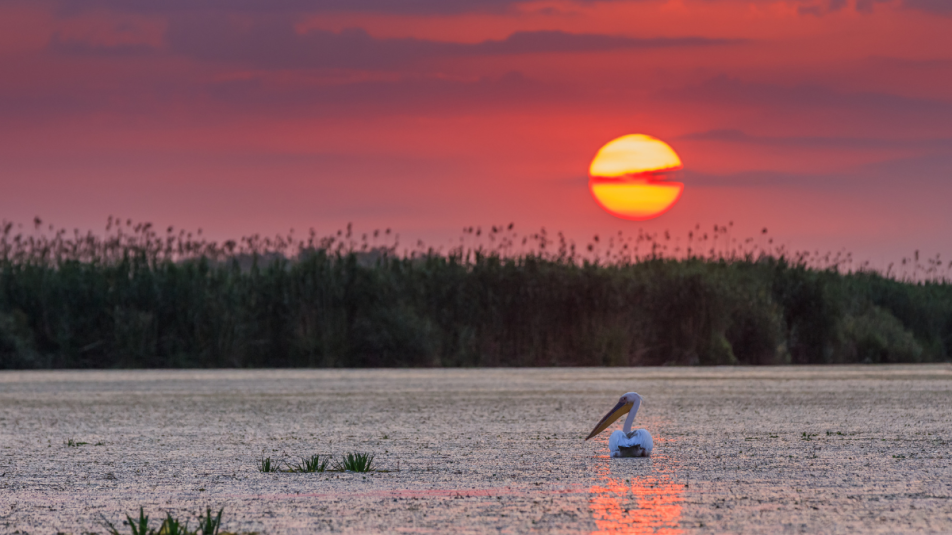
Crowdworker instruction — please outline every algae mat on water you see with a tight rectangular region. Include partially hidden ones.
[1,366,951,534]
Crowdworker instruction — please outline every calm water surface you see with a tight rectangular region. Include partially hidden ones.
[1,365,950,533]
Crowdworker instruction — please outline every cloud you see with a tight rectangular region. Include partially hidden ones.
[0,65,568,121]
[50,14,741,69]
[205,71,571,116]
[792,0,926,15]
[670,75,938,112]
[685,151,952,189]
[47,0,916,17]
[684,169,809,188]
[796,0,849,17]
[159,20,741,70]
[47,33,157,56]
[52,0,526,16]
[667,75,952,128]
[470,31,741,55]
[680,129,952,151]
[802,0,891,15]
[901,0,952,14]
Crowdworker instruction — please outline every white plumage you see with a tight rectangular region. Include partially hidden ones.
[586,392,653,458]
[608,428,653,458]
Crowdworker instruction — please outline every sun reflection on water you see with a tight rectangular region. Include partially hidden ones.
[589,450,684,534]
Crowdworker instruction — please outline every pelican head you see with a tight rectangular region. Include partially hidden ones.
[585,392,642,440]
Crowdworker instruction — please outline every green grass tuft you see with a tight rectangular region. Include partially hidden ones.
[100,506,228,535]
[159,511,190,535]
[257,456,279,473]
[290,454,329,473]
[65,438,89,447]
[197,507,224,535]
[100,506,150,535]
[335,452,375,473]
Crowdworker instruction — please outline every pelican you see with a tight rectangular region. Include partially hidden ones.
[585,392,653,458]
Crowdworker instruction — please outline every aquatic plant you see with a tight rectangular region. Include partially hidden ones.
[197,507,224,535]
[335,452,375,472]
[101,507,150,535]
[158,511,191,535]
[290,454,330,473]
[257,457,279,473]
[101,506,227,535]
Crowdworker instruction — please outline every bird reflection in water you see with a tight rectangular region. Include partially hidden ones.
[589,455,684,535]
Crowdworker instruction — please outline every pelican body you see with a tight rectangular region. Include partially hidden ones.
[585,392,653,458]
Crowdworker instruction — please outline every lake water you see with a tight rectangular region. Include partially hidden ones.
[1,365,951,533]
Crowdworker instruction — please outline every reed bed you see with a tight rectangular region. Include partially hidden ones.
[1,218,950,369]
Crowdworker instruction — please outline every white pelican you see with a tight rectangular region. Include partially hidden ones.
[585,392,653,458]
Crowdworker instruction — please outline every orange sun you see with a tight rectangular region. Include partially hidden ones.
[589,134,684,221]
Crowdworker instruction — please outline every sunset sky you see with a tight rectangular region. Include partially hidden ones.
[2,0,950,266]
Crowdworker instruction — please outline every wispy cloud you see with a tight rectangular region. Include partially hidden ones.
[54,18,742,70]
[52,0,526,16]
[902,0,952,15]
[667,76,952,129]
[49,0,907,18]
[680,130,952,151]
[685,151,952,189]
[205,71,568,116]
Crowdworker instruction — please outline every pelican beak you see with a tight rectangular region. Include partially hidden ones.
[585,401,633,440]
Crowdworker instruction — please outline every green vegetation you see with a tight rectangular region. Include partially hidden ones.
[103,507,150,535]
[1,218,950,369]
[257,457,279,473]
[101,507,225,535]
[197,507,225,535]
[335,452,375,472]
[290,454,330,473]
[259,453,375,472]
[65,438,89,447]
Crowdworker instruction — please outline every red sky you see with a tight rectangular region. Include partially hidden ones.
[2,0,951,268]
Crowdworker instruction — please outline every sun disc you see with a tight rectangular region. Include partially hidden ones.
[590,178,683,221]
[589,134,684,220]
[589,134,682,178]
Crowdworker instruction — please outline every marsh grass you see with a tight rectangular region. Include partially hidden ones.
[65,438,88,447]
[257,457,279,473]
[261,453,378,473]
[101,507,149,535]
[2,217,951,370]
[197,507,224,535]
[290,454,329,473]
[101,506,227,535]
[159,512,191,535]
[335,452,375,472]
